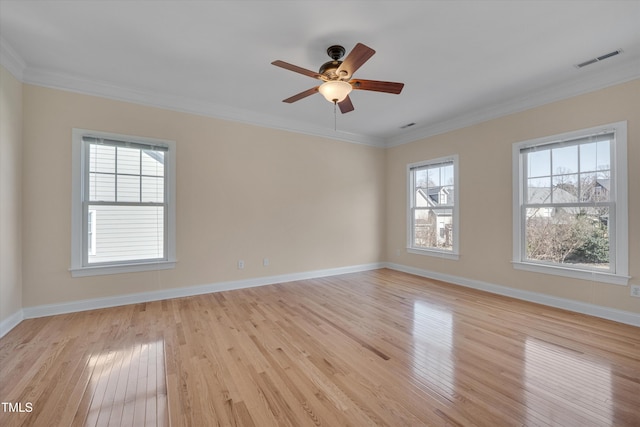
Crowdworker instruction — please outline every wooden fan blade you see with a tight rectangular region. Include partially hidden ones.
[337,43,375,78]
[338,96,354,114]
[351,79,404,94]
[271,60,323,80]
[283,87,319,103]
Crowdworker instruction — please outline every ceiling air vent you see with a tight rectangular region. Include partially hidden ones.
[575,49,623,68]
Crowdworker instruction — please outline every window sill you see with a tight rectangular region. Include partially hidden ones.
[512,261,629,286]
[407,248,460,261]
[70,260,176,277]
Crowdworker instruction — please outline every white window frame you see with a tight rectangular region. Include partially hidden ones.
[407,155,460,260]
[71,129,177,277]
[512,121,629,285]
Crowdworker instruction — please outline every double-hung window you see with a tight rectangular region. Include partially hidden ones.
[408,155,459,259]
[512,121,628,285]
[71,129,176,277]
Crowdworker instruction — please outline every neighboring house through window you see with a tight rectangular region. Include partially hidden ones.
[88,209,96,256]
[512,121,629,285]
[408,155,459,259]
[71,129,176,277]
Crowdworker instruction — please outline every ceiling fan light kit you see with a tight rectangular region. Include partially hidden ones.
[272,43,404,113]
[318,80,352,103]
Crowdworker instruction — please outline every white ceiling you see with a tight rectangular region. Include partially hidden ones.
[1,1,639,147]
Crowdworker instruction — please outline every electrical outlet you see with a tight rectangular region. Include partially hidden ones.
[631,285,640,298]
[237,260,244,270]
[263,258,270,267]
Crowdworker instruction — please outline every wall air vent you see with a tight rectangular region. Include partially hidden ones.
[575,49,623,68]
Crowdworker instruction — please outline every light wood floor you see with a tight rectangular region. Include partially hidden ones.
[1,269,639,426]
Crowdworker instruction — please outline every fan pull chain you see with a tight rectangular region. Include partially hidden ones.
[334,102,337,131]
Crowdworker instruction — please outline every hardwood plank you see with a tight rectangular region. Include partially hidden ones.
[1,269,639,426]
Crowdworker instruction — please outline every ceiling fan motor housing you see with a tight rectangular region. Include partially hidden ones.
[327,45,346,60]
[319,60,342,79]
[319,45,348,80]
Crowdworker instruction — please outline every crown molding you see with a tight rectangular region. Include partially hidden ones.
[386,58,640,147]
[0,35,383,147]
[0,36,26,81]
[20,65,385,148]
[3,34,637,149]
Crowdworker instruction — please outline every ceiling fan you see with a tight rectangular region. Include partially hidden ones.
[271,43,404,113]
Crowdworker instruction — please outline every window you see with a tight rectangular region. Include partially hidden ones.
[408,155,459,259]
[71,129,176,277]
[512,122,628,285]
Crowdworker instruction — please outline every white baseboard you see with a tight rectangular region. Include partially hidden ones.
[4,260,637,338]
[384,262,640,327]
[0,309,24,338]
[20,263,384,320]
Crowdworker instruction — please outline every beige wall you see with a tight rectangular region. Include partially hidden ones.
[5,72,639,320]
[0,66,23,322]
[386,79,640,313]
[21,84,386,307]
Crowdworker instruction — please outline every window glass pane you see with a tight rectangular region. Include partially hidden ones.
[578,173,610,203]
[527,177,551,204]
[595,174,610,202]
[413,208,432,248]
[117,147,140,175]
[117,175,140,202]
[580,173,597,202]
[527,149,550,178]
[90,145,115,173]
[525,207,610,270]
[552,173,578,203]
[87,205,164,264]
[442,185,454,206]
[142,150,165,176]
[426,168,441,187]
[580,142,598,173]
[413,208,453,250]
[142,177,164,203]
[580,140,610,173]
[441,164,454,186]
[89,173,115,202]
[415,189,430,207]
[596,140,610,171]
[552,145,578,174]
